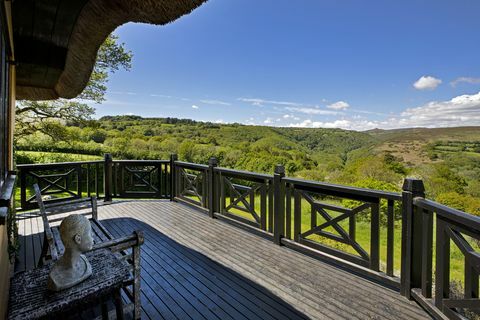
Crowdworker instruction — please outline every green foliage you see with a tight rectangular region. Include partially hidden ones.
[15,100,95,140]
[78,34,132,103]
[383,152,408,175]
[342,178,401,224]
[418,163,468,197]
[436,192,480,216]
[7,206,18,260]
[15,151,101,164]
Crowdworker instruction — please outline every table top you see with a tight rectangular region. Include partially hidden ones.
[8,249,130,320]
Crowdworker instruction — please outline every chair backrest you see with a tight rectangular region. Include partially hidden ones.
[33,184,60,261]
[33,184,99,261]
[33,184,98,224]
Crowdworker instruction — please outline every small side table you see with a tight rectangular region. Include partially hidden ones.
[8,249,130,320]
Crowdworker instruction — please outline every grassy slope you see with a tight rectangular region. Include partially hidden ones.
[368,126,480,164]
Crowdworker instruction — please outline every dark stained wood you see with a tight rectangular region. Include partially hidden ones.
[16,200,430,320]
[386,199,394,277]
[434,218,450,312]
[8,249,129,320]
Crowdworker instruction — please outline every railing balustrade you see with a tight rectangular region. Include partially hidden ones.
[213,167,274,232]
[403,180,480,319]
[17,160,104,210]
[172,161,209,208]
[112,160,170,199]
[280,177,402,287]
[15,153,480,319]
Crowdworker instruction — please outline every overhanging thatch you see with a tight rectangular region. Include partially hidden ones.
[14,0,207,101]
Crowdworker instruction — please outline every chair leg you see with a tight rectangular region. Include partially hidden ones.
[101,302,109,320]
[37,233,49,267]
[133,246,142,320]
[114,289,124,320]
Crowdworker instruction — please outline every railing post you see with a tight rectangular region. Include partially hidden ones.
[400,178,425,299]
[76,164,82,199]
[20,168,27,210]
[170,154,178,201]
[273,165,286,245]
[104,153,113,203]
[208,157,218,218]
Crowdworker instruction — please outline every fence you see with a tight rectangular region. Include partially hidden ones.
[15,154,480,319]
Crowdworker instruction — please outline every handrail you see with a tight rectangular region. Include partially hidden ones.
[174,161,209,170]
[113,160,170,164]
[214,167,273,180]
[17,160,103,169]
[413,197,480,232]
[0,172,17,207]
[284,177,402,201]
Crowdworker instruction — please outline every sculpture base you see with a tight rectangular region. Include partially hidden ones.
[47,255,92,291]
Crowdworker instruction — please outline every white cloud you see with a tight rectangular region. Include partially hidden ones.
[238,98,300,107]
[287,91,480,130]
[283,114,292,119]
[326,101,350,110]
[413,76,442,90]
[397,91,480,127]
[200,99,231,106]
[192,105,199,109]
[288,119,378,131]
[150,94,172,98]
[110,91,137,95]
[214,119,225,124]
[263,118,274,124]
[289,119,376,131]
[450,77,480,87]
[285,107,340,115]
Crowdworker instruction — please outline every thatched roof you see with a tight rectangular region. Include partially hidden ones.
[13,0,207,101]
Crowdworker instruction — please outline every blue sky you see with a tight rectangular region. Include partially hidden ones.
[93,0,480,130]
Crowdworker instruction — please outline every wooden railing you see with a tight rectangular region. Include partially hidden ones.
[111,160,170,199]
[280,176,402,288]
[18,160,104,210]
[15,154,480,319]
[213,167,274,232]
[173,160,209,208]
[402,179,480,319]
[17,155,171,210]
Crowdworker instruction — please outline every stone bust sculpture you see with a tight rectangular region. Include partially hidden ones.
[48,214,94,291]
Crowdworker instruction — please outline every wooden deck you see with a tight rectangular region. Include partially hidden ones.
[15,200,431,319]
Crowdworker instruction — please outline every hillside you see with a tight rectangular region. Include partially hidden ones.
[367,126,480,165]
[15,116,480,215]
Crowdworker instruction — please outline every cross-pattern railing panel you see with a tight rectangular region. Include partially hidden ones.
[17,161,104,210]
[112,160,170,199]
[214,167,273,232]
[283,177,401,282]
[173,161,208,208]
[411,198,480,319]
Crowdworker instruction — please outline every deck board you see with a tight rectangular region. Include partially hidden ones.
[15,200,431,319]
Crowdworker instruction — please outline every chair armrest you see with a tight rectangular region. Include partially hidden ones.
[92,230,144,253]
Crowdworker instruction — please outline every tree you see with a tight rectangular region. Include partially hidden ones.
[15,34,132,141]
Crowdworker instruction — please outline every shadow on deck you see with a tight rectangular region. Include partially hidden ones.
[16,200,431,319]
